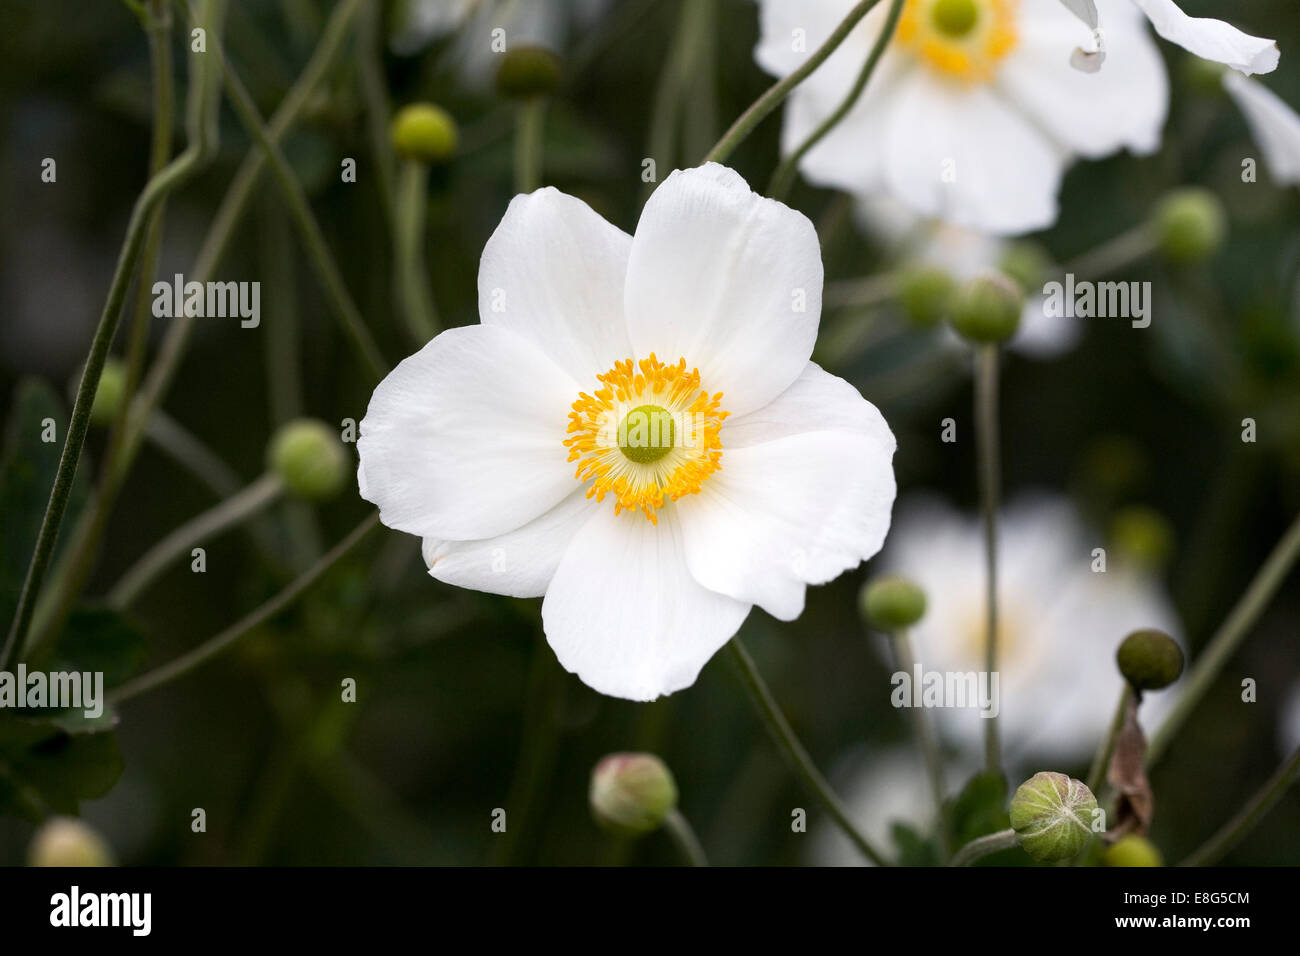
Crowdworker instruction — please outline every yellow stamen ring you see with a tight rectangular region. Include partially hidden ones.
[897,0,1019,84]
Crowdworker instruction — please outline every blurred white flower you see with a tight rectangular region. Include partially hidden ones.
[754,0,1168,235]
[811,746,934,866]
[1063,0,1279,76]
[358,164,897,701]
[876,494,1182,761]
[1222,72,1300,187]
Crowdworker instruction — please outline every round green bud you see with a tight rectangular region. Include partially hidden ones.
[859,575,928,631]
[896,265,956,329]
[589,752,678,835]
[495,45,562,100]
[1010,772,1098,863]
[949,272,1024,344]
[28,817,114,867]
[390,103,458,164]
[1103,834,1164,867]
[268,418,349,501]
[90,358,127,427]
[1152,188,1226,265]
[1110,505,1174,569]
[998,241,1052,293]
[1116,628,1184,691]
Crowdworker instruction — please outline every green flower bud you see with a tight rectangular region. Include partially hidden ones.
[896,265,956,328]
[1110,505,1174,569]
[589,752,677,835]
[949,272,1024,344]
[1152,188,1226,265]
[390,103,458,164]
[268,418,349,501]
[28,817,114,867]
[998,241,1052,293]
[859,575,927,631]
[495,45,562,100]
[1116,628,1184,691]
[1103,834,1163,867]
[90,358,127,427]
[1010,772,1097,862]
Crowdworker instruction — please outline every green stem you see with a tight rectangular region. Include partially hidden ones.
[514,97,546,194]
[145,410,243,497]
[702,0,882,166]
[726,638,890,865]
[1180,746,1300,867]
[768,0,903,200]
[357,0,396,229]
[663,808,708,867]
[890,628,950,858]
[1060,224,1158,280]
[0,0,226,671]
[1148,510,1300,766]
[974,344,1002,775]
[950,827,1017,867]
[108,472,284,610]
[109,513,381,704]
[1086,684,1133,795]
[393,160,439,345]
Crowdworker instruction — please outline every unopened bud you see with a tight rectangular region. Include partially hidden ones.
[589,752,677,835]
[949,272,1024,344]
[1116,628,1184,691]
[1010,772,1097,862]
[1152,188,1226,265]
[28,817,114,867]
[390,103,458,164]
[1103,834,1163,867]
[495,46,562,100]
[896,265,956,328]
[859,575,927,631]
[268,418,349,501]
[89,359,127,427]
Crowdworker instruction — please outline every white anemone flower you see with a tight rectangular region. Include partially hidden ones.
[1222,72,1300,187]
[1061,0,1279,76]
[876,495,1182,760]
[754,0,1168,235]
[357,164,898,701]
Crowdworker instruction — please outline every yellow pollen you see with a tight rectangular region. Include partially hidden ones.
[896,0,1019,85]
[564,355,728,524]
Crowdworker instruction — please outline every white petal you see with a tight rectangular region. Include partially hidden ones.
[1000,0,1168,158]
[882,73,1068,235]
[479,187,633,383]
[1223,72,1300,186]
[625,164,822,416]
[678,364,897,620]
[541,504,750,701]
[1131,0,1279,75]
[754,0,900,96]
[358,325,579,541]
[422,491,598,598]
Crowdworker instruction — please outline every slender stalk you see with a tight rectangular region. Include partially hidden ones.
[393,160,439,344]
[950,827,1017,867]
[890,628,950,858]
[642,0,696,202]
[356,0,396,228]
[768,0,903,200]
[1148,510,1300,765]
[1086,684,1133,795]
[974,344,1002,775]
[514,97,546,194]
[726,638,890,866]
[145,411,243,498]
[702,0,882,165]
[0,0,226,671]
[1060,224,1157,279]
[110,513,381,704]
[108,473,284,610]
[663,808,708,867]
[1181,746,1300,867]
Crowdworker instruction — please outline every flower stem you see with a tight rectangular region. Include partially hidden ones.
[1181,746,1300,867]
[0,0,226,672]
[1148,510,1300,766]
[514,97,547,194]
[393,160,440,345]
[950,827,1017,867]
[890,628,951,858]
[1086,684,1133,795]
[974,344,1002,775]
[663,808,709,867]
[726,638,890,865]
[109,513,381,704]
[768,0,903,201]
[108,473,284,610]
[702,0,883,166]
[1060,224,1158,279]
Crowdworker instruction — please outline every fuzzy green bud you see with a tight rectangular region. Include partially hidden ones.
[896,265,956,328]
[390,103,458,164]
[1110,505,1174,569]
[1103,834,1163,867]
[998,241,1052,293]
[859,575,927,631]
[268,418,349,501]
[1152,188,1226,265]
[28,817,114,867]
[949,272,1024,344]
[1116,628,1184,691]
[89,358,128,427]
[589,752,677,835]
[495,46,562,99]
[1010,772,1097,862]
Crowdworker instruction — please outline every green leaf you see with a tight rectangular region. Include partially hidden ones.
[950,770,1010,845]
[52,605,147,688]
[891,822,940,867]
[0,714,123,821]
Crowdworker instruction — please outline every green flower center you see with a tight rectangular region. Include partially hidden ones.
[618,404,676,464]
[932,0,979,38]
